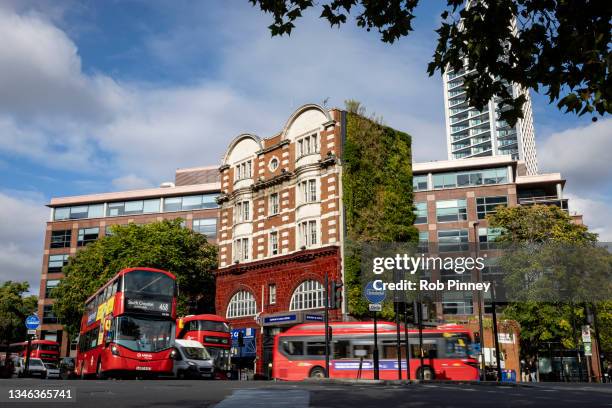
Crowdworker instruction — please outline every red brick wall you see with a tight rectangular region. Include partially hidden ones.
[215,246,342,321]
[215,246,342,374]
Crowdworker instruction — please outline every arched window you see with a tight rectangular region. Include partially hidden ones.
[289,280,325,311]
[226,290,256,318]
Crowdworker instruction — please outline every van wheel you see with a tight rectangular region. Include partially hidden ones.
[96,360,106,380]
[417,366,435,380]
[309,366,326,378]
[177,370,185,380]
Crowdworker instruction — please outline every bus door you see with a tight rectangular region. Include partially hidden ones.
[263,327,280,379]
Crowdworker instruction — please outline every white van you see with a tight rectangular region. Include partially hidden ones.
[15,358,47,378]
[172,339,214,379]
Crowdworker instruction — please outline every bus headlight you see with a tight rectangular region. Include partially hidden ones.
[170,349,178,360]
[111,345,120,356]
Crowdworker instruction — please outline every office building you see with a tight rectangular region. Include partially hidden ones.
[38,166,220,356]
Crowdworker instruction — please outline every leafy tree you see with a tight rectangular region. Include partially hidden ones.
[249,0,611,125]
[0,281,37,359]
[52,220,217,338]
[487,205,612,360]
[488,204,597,244]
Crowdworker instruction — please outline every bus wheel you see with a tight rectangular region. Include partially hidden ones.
[96,360,106,380]
[309,366,326,378]
[417,366,435,380]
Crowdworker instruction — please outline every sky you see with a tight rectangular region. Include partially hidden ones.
[0,0,610,295]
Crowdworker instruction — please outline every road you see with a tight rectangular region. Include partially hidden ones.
[0,379,611,407]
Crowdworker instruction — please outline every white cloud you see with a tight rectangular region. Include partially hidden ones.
[112,174,154,191]
[538,119,612,193]
[0,191,48,295]
[0,8,123,122]
[537,119,612,238]
[0,4,448,185]
[565,193,612,241]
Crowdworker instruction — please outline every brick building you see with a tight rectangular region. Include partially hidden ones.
[214,105,345,376]
[38,166,220,356]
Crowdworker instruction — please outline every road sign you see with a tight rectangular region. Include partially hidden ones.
[369,303,382,312]
[27,329,36,335]
[584,342,592,356]
[25,315,40,330]
[364,281,386,304]
[581,325,591,343]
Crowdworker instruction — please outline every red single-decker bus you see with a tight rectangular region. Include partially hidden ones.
[273,322,479,381]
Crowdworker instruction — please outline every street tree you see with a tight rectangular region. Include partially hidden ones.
[249,0,610,125]
[0,281,37,360]
[487,205,612,360]
[52,219,217,338]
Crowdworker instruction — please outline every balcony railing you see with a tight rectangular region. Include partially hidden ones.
[519,196,569,210]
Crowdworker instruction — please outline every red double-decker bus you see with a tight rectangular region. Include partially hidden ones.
[9,340,60,363]
[273,322,479,381]
[75,267,177,379]
[177,314,231,374]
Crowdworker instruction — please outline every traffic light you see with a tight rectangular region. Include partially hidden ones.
[327,326,333,342]
[473,331,480,345]
[413,300,421,325]
[330,281,343,309]
[404,301,415,324]
[238,331,244,347]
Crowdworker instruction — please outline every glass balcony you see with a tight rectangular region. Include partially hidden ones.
[518,196,569,211]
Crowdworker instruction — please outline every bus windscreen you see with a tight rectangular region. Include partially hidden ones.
[123,270,175,296]
[114,316,174,352]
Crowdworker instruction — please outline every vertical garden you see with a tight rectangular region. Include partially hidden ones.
[342,106,418,318]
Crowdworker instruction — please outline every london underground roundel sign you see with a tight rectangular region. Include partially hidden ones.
[25,315,40,330]
[364,281,386,304]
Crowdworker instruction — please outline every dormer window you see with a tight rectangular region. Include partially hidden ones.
[235,160,252,181]
[297,134,318,158]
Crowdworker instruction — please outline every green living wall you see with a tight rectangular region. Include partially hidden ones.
[342,110,418,319]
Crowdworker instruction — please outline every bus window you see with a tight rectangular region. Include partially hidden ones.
[124,270,174,297]
[332,340,350,359]
[282,341,304,356]
[105,285,113,300]
[90,328,99,349]
[411,341,438,358]
[351,342,374,359]
[444,335,469,358]
[106,319,115,345]
[110,279,118,297]
[382,341,406,359]
[306,341,326,356]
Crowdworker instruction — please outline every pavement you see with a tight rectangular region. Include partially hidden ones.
[0,378,611,408]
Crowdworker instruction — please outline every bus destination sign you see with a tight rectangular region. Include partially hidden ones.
[125,297,171,316]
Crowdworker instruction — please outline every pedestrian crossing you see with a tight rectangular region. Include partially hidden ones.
[215,389,310,408]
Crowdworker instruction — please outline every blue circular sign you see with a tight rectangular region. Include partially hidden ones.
[364,281,386,304]
[25,315,40,330]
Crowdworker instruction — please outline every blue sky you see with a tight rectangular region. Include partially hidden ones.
[0,0,610,293]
